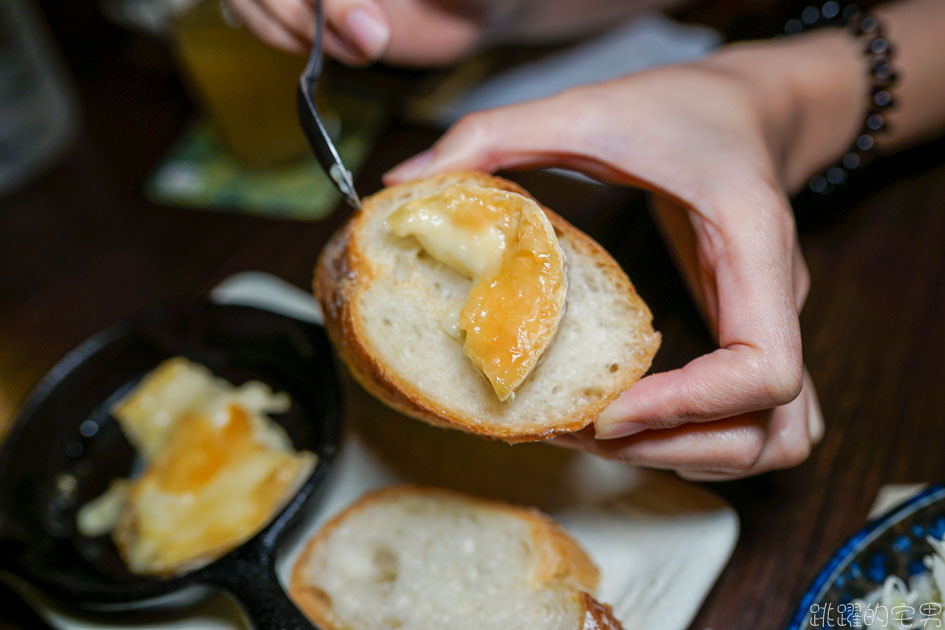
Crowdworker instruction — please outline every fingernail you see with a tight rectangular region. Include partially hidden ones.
[343,8,390,60]
[595,421,648,440]
[595,395,647,438]
[384,149,434,183]
[597,398,628,426]
[808,396,825,444]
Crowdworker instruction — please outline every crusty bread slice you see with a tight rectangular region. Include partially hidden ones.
[289,485,623,630]
[314,171,659,442]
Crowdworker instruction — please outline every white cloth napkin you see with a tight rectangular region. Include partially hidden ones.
[869,484,931,519]
[408,13,720,127]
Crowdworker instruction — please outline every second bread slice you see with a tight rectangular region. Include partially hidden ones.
[289,485,624,630]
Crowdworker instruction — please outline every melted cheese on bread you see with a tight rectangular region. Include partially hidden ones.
[389,185,567,401]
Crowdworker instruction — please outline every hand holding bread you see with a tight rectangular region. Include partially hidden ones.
[384,61,824,479]
[315,171,659,442]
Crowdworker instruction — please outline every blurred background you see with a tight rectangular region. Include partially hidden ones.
[0,0,833,204]
[3,1,945,629]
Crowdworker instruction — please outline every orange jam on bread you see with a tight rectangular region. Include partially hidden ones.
[389,185,567,401]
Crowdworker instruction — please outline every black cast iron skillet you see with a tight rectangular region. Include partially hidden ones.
[0,299,343,629]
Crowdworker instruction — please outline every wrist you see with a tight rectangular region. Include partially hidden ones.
[702,30,867,193]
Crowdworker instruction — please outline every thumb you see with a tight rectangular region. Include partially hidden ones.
[324,0,390,64]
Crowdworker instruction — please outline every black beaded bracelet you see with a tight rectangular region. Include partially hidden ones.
[783,2,898,195]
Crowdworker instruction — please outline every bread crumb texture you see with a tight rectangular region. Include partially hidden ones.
[290,485,624,630]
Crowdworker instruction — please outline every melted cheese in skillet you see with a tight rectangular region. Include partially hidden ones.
[77,357,316,575]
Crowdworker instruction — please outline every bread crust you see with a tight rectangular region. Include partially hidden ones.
[314,172,660,442]
[288,484,624,630]
[579,593,626,630]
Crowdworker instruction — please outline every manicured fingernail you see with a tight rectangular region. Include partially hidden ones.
[595,421,648,440]
[385,150,434,182]
[343,7,390,59]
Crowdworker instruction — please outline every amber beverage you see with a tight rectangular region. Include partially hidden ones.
[169,0,309,167]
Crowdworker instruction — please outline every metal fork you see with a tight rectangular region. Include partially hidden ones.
[297,0,362,210]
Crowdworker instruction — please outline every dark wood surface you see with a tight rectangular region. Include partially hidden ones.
[2,4,945,630]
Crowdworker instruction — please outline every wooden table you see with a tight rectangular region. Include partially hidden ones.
[2,4,945,629]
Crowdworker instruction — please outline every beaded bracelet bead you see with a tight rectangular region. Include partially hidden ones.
[783,2,898,195]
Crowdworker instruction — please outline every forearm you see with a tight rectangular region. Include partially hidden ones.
[702,0,945,193]
[874,0,945,151]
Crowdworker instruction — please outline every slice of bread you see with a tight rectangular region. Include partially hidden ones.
[289,485,624,630]
[314,171,660,442]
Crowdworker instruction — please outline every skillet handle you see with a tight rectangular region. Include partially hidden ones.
[202,549,318,630]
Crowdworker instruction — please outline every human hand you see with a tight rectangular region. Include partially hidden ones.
[224,0,495,65]
[224,0,672,66]
[551,194,824,481]
[383,39,857,479]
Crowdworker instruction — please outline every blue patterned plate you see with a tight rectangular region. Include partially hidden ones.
[787,485,945,629]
